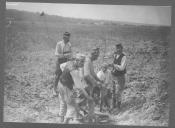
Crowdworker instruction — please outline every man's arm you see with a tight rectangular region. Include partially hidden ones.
[90,63,103,83]
[55,42,64,58]
[97,71,105,82]
[113,56,127,71]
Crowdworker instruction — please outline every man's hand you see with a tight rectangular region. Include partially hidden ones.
[114,64,120,70]
[53,86,59,97]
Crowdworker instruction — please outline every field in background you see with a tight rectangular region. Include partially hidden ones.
[4,9,170,126]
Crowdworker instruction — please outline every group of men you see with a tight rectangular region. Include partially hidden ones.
[53,32,127,123]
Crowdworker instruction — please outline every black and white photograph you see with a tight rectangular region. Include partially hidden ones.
[4,2,171,126]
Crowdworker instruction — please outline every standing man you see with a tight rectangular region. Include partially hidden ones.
[57,55,84,123]
[111,43,127,111]
[54,32,72,94]
[58,53,91,124]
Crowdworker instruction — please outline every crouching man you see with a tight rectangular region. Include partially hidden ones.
[57,54,91,124]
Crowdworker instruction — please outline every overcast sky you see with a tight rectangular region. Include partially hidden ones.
[6,2,171,26]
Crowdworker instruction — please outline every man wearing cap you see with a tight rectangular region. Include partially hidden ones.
[111,43,127,111]
[54,32,72,94]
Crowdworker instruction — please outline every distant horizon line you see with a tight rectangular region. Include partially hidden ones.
[6,9,171,27]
